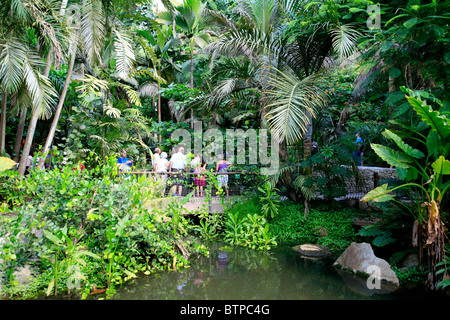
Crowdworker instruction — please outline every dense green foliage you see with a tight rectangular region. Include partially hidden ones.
[1,0,450,298]
[0,163,209,298]
[225,197,361,252]
[268,202,360,251]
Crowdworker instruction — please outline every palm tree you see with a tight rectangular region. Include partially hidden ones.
[0,0,64,176]
[198,0,364,207]
[0,0,61,167]
[135,23,181,141]
[263,0,364,212]
[37,0,141,169]
[157,0,212,127]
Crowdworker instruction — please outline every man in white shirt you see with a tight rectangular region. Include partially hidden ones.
[152,147,161,171]
[169,147,187,196]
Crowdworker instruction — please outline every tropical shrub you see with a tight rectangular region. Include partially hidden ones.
[361,88,450,290]
[0,162,208,299]
[223,212,277,251]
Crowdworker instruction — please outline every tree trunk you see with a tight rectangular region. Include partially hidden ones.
[59,0,69,16]
[18,111,39,175]
[279,140,298,202]
[38,40,77,169]
[0,92,7,155]
[13,107,27,162]
[18,0,68,175]
[303,111,313,218]
[190,38,194,129]
[158,82,162,143]
[18,52,52,176]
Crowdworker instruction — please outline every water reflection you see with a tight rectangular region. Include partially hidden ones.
[110,243,425,300]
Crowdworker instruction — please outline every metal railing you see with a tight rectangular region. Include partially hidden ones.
[124,171,252,197]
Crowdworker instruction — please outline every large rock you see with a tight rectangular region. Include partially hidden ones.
[333,242,399,286]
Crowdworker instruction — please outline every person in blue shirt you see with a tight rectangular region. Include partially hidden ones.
[353,132,364,166]
[118,149,133,176]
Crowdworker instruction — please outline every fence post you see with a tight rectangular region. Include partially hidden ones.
[373,172,379,189]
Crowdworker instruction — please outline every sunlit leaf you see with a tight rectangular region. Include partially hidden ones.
[361,184,395,202]
[431,156,450,175]
[0,157,16,172]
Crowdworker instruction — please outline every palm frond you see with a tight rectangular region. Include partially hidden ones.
[264,70,327,144]
[330,24,361,60]
[0,37,26,94]
[120,84,142,107]
[137,82,159,98]
[22,48,57,119]
[81,0,106,68]
[113,30,136,79]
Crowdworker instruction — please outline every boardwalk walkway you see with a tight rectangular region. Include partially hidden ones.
[131,166,399,213]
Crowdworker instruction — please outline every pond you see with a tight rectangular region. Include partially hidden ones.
[107,243,429,301]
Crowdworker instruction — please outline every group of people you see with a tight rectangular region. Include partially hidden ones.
[117,146,232,197]
[116,131,364,196]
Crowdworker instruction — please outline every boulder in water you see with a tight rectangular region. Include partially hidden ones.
[292,244,332,259]
[333,242,399,286]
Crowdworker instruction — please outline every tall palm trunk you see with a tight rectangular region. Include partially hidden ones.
[279,140,298,202]
[158,81,162,143]
[18,0,68,175]
[13,106,27,162]
[0,92,6,154]
[190,37,194,129]
[38,40,77,169]
[18,52,52,175]
[303,111,313,218]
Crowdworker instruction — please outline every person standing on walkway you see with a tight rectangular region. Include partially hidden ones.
[216,155,232,197]
[118,149,133,178]
[169,147,187,196]
[193,157,207,197]
[155,152,169,195]
[152,147,161,171]
[353,132,364,166]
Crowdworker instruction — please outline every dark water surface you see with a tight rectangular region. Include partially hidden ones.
[110,243,430,300]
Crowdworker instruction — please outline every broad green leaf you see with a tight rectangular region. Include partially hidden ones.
[406,166,420,181]
[431,156,450,175]
[382,129,425,159]
[361,184,395,202]
[407,96,450,139]
[372,232,396,247]
[426,131,440,158]
[396,167,407,180]
[0,157,16,171]
[179,191,194,206]
[43,229,63,246]
[397,166,419,181]
[381,41,394,52]
[371,144,412,168]
[403,17,418,28]
[388,67,401,79]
